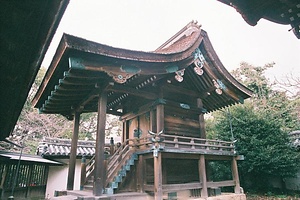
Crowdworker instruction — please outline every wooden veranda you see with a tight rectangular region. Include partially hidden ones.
[32,21,252,199]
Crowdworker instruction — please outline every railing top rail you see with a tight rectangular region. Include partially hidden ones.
[161,134,233,145]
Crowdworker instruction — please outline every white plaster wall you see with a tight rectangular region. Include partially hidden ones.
[45,159,82,198]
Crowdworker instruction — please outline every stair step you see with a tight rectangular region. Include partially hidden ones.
[84,153,139,195]
[128,157,135,165]
[105,187,114,195]
[120,167,127,176]
[109,181,118,189]
[114,174,122,183]
[83,185,93,190]
[125,163,131,171]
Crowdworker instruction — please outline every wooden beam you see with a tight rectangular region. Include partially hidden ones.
[93,92,107,196]
[67,112,80,190]
[207,180,235,188]
[106,84,158,100]
[197,98,206,139]
[162,84,206,98]
[76,82,113,112]
[162,182,201,191]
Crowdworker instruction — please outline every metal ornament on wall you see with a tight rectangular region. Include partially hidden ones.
[148,130,164,157]
[175,69,185,82]
[193,48,205,76]
[107,65,141,84]
[193,59,204,76]
[213,79,226,95]
[107,72,135,84]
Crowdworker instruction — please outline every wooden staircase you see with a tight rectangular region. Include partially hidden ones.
[105,153,138,194]
[83,139,139,194]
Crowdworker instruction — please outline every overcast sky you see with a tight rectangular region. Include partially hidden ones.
[42,0,300,82]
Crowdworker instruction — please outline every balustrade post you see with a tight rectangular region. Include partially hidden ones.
[174,137,179,148]
[191,139,195,149]
[80,156,86,190]
[205,140,209,150]
[110,137,114,155]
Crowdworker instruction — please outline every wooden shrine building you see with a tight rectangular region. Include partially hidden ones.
[32,21,252,199]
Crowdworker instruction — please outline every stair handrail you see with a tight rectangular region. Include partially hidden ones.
[105,136,153,185]
[84,155,95,183]
[105,138,138,185]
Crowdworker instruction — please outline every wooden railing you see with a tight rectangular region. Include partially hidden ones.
[106,138,136,184]
[144,180,236,192]
[161,134,234,153]
[81,134,235,187]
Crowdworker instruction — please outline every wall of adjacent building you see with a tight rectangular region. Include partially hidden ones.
[45,159,82,198]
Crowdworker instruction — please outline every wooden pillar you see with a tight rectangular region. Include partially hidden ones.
[93,92,107,196]
[199,155,208,198]
[154,152,163,200]
[150,110,156,132]
[136,155,144,192]
[67,112,80,190]
[197,98,206,139]
[154,94,164,200]
[232,157,241,194]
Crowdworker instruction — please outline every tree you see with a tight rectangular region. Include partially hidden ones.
[275,74,300,98]
[3,68,73,153]
[213,104,300,191]
[231,62,300,132]
[207,62,300,192]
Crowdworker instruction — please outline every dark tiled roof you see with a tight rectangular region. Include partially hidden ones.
[37,137,96,158]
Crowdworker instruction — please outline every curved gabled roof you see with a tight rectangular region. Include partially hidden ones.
[33,21,252,118]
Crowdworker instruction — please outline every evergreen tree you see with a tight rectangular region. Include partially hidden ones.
[208,62,300,192]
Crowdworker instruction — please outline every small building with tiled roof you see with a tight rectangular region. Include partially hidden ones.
[37,137,96,158]
[36,137,120,198]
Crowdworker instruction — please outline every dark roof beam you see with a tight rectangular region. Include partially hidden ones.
[75,82,113,113]
[106,84,158,100]
[64,71,102,80]
[54,85,91,91]
[162,84,207,99]
[58,79,96,86]
[51,90,87,97]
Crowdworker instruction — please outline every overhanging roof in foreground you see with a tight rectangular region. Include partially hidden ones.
[217,0,300,39]
[0,0,69,140]
[33,21,252,119]
[0,151,61,165]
